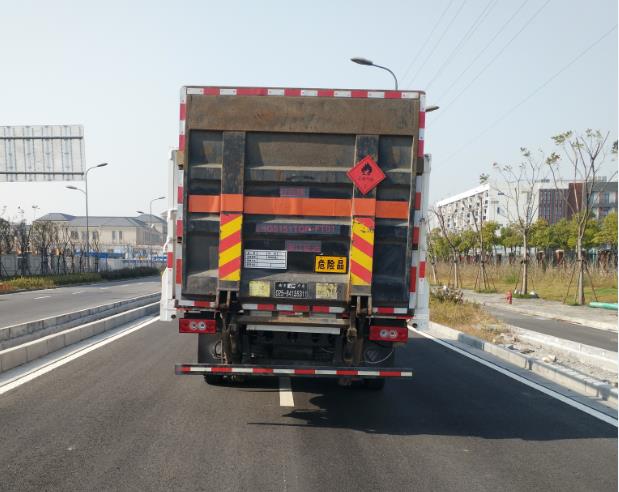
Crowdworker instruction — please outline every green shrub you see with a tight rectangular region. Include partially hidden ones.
[100,266,160,280]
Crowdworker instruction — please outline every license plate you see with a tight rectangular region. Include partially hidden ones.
[274,282,308,299]
[315,256,347,273]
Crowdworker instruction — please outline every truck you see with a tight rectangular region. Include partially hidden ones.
[160,85,430,389]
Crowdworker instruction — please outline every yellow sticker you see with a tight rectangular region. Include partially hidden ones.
[315,256,347,273]
[316,282,338,300]
[249,280,270,297]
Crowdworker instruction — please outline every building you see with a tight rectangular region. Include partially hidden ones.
[538,188,568,225]
[36,213,166,256]
[433,183,511,232]
[589,181,617,219]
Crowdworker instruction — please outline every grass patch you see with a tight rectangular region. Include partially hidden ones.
[429,293,506,342]
[0,267,160,294]
[433,262,617,303]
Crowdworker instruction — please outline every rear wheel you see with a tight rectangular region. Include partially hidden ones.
[364,378,386,390]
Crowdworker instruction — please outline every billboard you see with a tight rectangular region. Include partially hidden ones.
[0,125,85,182]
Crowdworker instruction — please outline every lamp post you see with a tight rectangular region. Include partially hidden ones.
[66,162,108,268]
[351,57,399,90]
[147,196,165,263]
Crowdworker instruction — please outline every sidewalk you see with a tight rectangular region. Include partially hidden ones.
[462,290,618,332]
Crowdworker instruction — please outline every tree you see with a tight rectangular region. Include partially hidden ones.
[481,221,500,254]
[548,219,571,252]
[529,219,551,250]
[492,147,547,294]
[431,206,462,288]
[499,225,522,254]
[0,216,14,277]
[547,130,618,304]
[31,220,57,275]
[595,211,618,249]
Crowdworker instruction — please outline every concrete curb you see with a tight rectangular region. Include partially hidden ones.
[0,293,159,350]
[0,302,159,374]
[508,324,618,372]
[419,321,618,409]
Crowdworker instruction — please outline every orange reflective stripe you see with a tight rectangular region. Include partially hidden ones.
[188,195,409,219]
[189,195,220,213]
[221,193,244,212]
[375,201,409,219]
[352,198,376,216]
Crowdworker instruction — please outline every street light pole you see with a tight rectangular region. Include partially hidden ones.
[351,57,398,90]
[67,162,107,270]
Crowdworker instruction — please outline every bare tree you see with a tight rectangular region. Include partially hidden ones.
[13,219,32,276]
[468,187,493,292]
[0,215,14,277]
[31,220,57,276]
[546,130,618,305]
[431,205,462,288]
[492,148,547,295]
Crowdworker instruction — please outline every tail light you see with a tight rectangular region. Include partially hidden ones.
[369,325,408,342]
[179,318,216,334]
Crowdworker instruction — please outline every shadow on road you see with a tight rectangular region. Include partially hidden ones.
[247,337,617,441]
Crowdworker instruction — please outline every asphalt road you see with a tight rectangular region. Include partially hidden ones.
[0,319,615,491]
[0,277,161,328]
[486,307,618,352]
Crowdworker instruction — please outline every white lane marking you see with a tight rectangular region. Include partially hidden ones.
[33,295,51,300]
[99,287,110,290]
[117,284,131,288]
[411,327,618,428]
[0,316,158,396]
[72,291,84,295]
[279,377,294,407]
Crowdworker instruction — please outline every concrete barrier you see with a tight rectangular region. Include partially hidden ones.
[0,302,159,374]
[0,293,159,350]
[417,321,618,409]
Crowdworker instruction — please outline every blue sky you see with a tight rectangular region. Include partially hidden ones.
[0,0,616,221]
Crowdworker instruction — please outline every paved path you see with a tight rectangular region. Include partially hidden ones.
[0,277,161,328]
[463,289,618,332]
[487,308,618,352]
[0,319,615,491]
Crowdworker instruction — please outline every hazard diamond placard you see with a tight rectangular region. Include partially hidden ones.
[347,155,386,195]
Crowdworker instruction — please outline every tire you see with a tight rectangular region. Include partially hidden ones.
[204,374,224,385]
[364,378,386,390]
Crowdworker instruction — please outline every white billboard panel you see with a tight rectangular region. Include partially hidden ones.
[0,125,85,182]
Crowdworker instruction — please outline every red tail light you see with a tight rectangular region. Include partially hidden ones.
[369,325,408,342]
[179,318,216,334]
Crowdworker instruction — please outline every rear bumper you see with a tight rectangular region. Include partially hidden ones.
[175,363,413,378]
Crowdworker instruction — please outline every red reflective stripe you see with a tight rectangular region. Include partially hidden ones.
[317,89,334,97]
[375,307,394,314]
[252,367,274,374]
[179,103,186,120]
[177,186,184,204]
[179,134,185,149]
[350,90,368,98]
[284,88,301,96]
[295,369,316,375]
[352,233,374,258]
[419,261,426,279]
[220,211,241,225]
[257,304,276,311]
[418,111,426,129]
[236,87,268,96]
[410,266,417,293]
[211,367,233,373]
[355,217,375,228]
[218,229,241,252]
[418,140,425,157]
[203,87,219,95]
[379,371,401,377]
[218,256,241,279]
[176,219,183,237]
[193,301,213,308]
[166,252,173,268]
[220,194,244,212]
[292,305,310,312]
[335,370,358,376]
[415,192,421,210]
[180,366,191,373]
[312,306,330,313]
[176,259,182,284]
[412,226,420,245]
[384,91,401,99]
[350,261,372,284]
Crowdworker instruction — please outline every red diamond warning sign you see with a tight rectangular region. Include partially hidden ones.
[347,155,386,195]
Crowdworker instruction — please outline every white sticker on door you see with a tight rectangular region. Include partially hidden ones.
[244,249,287,269]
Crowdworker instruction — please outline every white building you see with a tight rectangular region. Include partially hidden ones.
[433,183,510,232]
